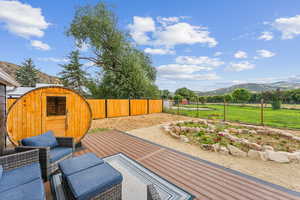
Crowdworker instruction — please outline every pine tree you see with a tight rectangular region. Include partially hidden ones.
[16,58,38,87]
[59,51,87,95]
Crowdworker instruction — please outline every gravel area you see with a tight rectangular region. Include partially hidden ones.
[127,125,300,192]
[91,113,194,131]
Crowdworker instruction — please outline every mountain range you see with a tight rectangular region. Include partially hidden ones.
[196,81,300,96]
[0,61,59,84]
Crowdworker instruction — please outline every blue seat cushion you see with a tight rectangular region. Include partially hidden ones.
[21,131,58,148]
[67,163,123,200]
[50,147,72,163]
[59,153,104,176]
[0,178,45,200]
[0,165,2,180]
[0,163,41,193]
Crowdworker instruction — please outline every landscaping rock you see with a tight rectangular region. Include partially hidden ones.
[241,129,249,134]
[227,145,247,157]
[219,146,229,155]
[248,130,257,135]
[262,145,274,151]
[279,132,294,139]
[212,143,220,152]
[169,131,180,138]
[288,152,300,162]
[293,136,300,142]
[259,152,268,161]
[265,150,290,163]
[248,143,262,151]
[248,150,261,159]
[201,144,212,151]
[180,135,190,143]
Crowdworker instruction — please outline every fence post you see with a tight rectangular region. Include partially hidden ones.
[261,98,264,126]
[128,98,131,116]
[177,101,179,115]
[196,99,199,118]
[105,99,108,118]
[223,99,226,121]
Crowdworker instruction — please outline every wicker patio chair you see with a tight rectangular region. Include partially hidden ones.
[147,184,162,200]
[16,136,75,181]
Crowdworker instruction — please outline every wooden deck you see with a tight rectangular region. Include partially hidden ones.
[62,130,300,200]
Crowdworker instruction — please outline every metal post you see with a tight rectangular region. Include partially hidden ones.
[177,100,179,115]
[196,98,199,118]
[105,99,108,118]
[261,98,264,126]
[223,99,226,121]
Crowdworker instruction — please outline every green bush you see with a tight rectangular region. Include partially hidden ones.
[271,99,281,110]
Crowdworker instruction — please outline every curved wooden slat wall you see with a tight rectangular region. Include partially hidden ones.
[87,99,105,119]
[149,100,163,113]
[130,99,148,116]
[6,87,92,146]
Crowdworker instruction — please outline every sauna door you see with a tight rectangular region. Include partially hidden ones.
[42,94,69,137]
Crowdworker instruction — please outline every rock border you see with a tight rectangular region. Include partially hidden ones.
[162,119,300,163]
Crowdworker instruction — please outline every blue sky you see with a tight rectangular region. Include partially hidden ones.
[1,0,300,91]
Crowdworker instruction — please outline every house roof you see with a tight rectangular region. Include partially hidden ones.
[0,68,19,87]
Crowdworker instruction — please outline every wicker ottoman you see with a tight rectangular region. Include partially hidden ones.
[58,153,123,200]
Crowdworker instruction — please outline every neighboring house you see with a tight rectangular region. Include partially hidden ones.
[6,83,63,98]
[0,68,19,154]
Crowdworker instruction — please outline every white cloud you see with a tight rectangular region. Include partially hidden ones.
[157,64,213,75]
[30,40,50,51]
[258,31,274,41]
[129,16,217,48]
[226,61,255,72]
[234,50,247,59]
[175,56,224,67]
[0,1,50,38]
[128,16,155,45]
[159,73,220,81]
[214,52,222,56]
[155,23,217,47]
[156,16,188,26]
[256,49,276,58]
[272,15,300,39]
[38,57,68,62]
[144,48,175,55]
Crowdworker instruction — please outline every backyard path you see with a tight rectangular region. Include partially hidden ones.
[76,130,300,200]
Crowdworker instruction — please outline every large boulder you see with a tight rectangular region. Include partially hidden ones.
[265,150,290,163]
[262,145,274,151]
[227,145,247,157]
[180,135,189,143]
[212,143,220,152]
[288,152,300,162]
[219,146,229,155]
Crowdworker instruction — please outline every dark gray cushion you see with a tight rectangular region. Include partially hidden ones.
[49,147,72,163]
[67,163,123,200]
[0,178,45,200]
[0,163,41,193]
[59,153,104,176]
[21,131,58,148]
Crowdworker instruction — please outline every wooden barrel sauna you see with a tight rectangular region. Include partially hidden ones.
[6,86,92,146]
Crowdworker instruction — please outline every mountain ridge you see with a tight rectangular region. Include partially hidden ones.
[196,81,300,96]
[0,61,60,85]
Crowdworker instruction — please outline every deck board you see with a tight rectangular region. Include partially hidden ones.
[69,130,300,200]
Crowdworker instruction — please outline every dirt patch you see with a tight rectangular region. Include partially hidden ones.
[91,113,194,131]
[127,125,300,192]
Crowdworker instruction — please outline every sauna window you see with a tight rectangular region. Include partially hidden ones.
[47,96,66,116]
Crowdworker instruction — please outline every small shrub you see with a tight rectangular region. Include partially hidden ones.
[271,99,281,110]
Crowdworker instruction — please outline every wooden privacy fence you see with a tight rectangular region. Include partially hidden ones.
[7,98,163,120]
[87,99,163,119]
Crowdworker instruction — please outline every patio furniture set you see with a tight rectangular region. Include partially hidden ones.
[0,131,161,200]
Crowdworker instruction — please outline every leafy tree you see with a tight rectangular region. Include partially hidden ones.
[173,94,183,105]
[59,50,88,95]
[16,58,38,87]
[271,88,282,110]
[232,88,251,104]
[67,2,158,98]
[160,90,171,99]
[198,96,207,104]
[224,94,233,103]
[175,87,196,100]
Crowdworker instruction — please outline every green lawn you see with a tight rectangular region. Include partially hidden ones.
[167,104,300,130]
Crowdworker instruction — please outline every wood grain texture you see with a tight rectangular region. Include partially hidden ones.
[149,99,163,113]
[130,99,148,116]
[6,98,16,110]
[107,99,129,118]
[87,99,105,119]
[75,130,300,200]
[6,87,92,145]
